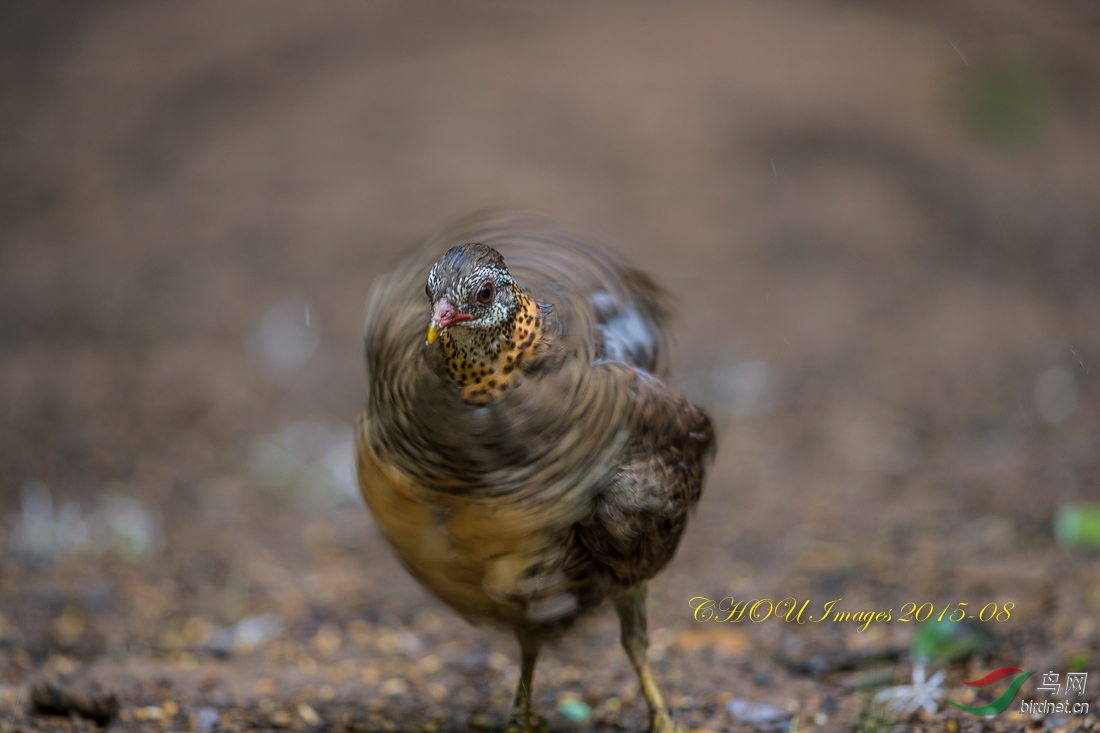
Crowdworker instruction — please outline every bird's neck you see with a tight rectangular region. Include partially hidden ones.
[439,288,545,404]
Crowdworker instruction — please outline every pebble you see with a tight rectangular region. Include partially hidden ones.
[297,704,321,726]
[380,678,409,696]
[194,706,220,732]
[727,698,790,725]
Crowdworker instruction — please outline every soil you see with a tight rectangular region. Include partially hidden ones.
[2,2,1099,732]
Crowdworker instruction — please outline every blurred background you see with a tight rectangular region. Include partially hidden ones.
[1,2,1098,731]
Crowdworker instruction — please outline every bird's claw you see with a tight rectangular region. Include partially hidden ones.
[504,715,548,733]
[649,710,689,733]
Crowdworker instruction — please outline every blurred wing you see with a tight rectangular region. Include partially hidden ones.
[362,210,666,527]
[578,362,715,586]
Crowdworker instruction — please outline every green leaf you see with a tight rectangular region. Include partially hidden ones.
[1054,503,1100,550]
[911,619,994,664]
[558,698,592,722]
[959,63,1047,147]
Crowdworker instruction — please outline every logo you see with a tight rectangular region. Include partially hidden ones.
[947,667,1032,715]
[949,668,1090,717]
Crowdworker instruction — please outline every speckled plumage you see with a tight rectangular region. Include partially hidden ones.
[356,210,714,733]
[438,286,546,404]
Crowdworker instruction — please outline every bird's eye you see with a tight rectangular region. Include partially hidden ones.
[474,281,495,306]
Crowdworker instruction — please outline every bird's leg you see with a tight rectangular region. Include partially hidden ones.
[614,583,686,733]
[505,631,545,733]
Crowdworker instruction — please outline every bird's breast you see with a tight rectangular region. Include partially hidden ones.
[356,415,585,627]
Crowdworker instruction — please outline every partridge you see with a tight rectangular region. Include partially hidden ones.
[356,210,714,733]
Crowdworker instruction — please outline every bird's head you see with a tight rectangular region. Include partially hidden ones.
[424,243,517,345]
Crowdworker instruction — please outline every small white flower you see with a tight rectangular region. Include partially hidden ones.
[875,663,946,715]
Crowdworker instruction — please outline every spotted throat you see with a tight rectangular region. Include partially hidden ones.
[439,287,545,404]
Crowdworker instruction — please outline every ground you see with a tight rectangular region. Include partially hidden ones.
[1,2,1100,732]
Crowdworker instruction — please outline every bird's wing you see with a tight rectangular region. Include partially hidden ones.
[576,361,716,587]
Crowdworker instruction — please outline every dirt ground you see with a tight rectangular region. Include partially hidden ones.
[2,2,1100,732]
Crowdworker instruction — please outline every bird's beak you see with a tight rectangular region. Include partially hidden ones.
[426,297,471,345]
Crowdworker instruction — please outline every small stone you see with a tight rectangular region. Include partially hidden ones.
[194,706,220,733]
[727,698,790,725]
[380,678,409,696]
[469,714,493,729]
[311,623,343,658]
[347,618,374,645]
[255,678,279,696]
[672,627,749,656]
[30,677,120,726]
[51,608,86,647]
[297,704,321,726]
[417,655,442,675]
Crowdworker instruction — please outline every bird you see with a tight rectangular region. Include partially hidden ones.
[356,210,714,733]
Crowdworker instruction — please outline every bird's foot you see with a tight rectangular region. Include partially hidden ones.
[504,714,548,733]
[649,709,689,733]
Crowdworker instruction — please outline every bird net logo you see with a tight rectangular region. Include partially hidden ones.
[948,668,1090,716]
